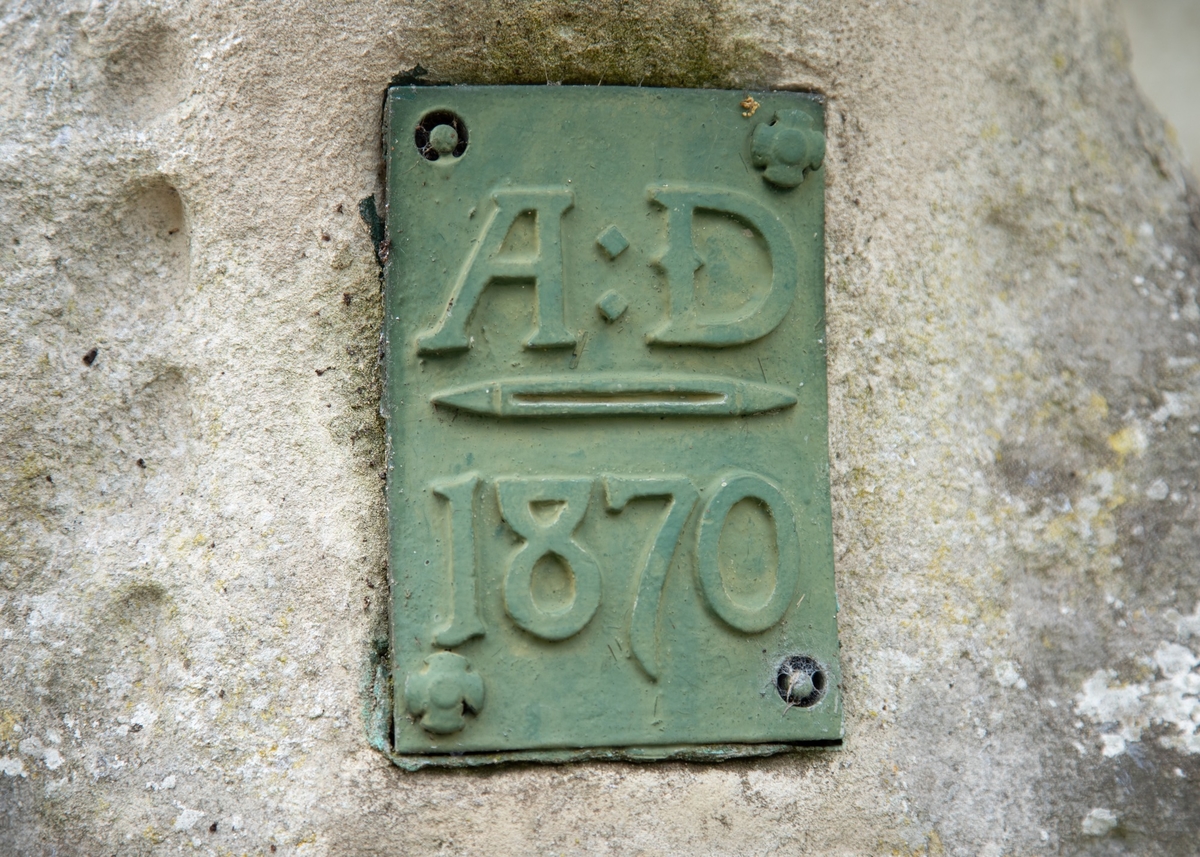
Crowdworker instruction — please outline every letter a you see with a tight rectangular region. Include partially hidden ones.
[416,187,576,354]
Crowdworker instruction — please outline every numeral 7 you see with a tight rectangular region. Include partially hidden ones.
[603,476,698,680]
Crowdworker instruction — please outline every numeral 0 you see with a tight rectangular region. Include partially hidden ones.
[694,471,801,634]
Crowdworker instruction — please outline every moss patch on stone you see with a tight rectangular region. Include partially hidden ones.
[410,0,764,88]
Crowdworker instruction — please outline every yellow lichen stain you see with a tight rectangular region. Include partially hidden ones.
[1107,424,1147,459]
[1053,52,1068,72]
[1109,35,1126,65]
[0,710,18,744]
[980,122,1002,142]
[1077,130,1112,172]
[1164,121,1179,147]
[887,829,946,857]
[1104,491,1128,513]
[142,824,166,844]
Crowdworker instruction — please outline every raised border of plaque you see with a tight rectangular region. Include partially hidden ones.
[382,86,840,768]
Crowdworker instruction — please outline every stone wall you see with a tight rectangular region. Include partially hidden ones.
[2,1,1198,854]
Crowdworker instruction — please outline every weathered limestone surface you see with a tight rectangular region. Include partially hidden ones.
[2,1,1198,854]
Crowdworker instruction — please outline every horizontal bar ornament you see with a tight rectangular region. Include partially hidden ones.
[430,374,798,418]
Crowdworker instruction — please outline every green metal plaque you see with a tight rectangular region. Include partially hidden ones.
[383,86,840,766]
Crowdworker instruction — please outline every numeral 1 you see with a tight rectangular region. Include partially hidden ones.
[429,473,486,647]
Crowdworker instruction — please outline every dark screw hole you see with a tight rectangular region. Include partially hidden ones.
[415,111,468,161]
[776,655,827,708]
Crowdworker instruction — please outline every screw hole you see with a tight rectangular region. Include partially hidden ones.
[776,655,827,708]
[415,110,468,161]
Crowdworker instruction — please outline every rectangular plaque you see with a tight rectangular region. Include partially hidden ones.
[384,86,840,764]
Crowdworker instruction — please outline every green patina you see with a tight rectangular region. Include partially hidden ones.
[382,86,839,766]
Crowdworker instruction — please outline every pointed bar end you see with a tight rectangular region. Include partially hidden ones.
[432,385,498,416]
[739,385,799,415]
